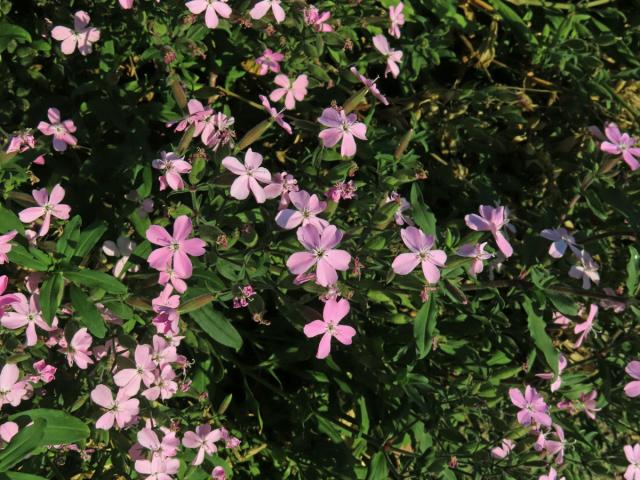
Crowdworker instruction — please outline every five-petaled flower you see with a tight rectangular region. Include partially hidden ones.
[625,443,640,480]
[388,2,405,38]
[508,385,552,427]
[51,10,100,55]
[392,226,447,284]
[540,227,578,258]
[37,108,77,152]
[152,151,192,191]
[372,34,402,78]
[465,205,513,258]
[600,122,640,171]
[222,149,272,203]
[91,384,140,430]
[275,190,329,230]
[318,107,367,158]
[270,74,308,110]
[250,0,285,23]
[303,298,356,359]
[19,184,71,237]
[185,0,232,29]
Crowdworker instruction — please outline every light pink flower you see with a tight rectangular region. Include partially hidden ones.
[600,287,626,313]
[250,0,285,23]
[508,385,552,427]
[303,6,332,32]
[142,364,178,401]
[0,364,27,409]
[326,181,357,202]
[392,226,447,284]
[465,205,513,258]
[255,49,284,75]
[539,467,565,480]
[37,108,77,152]
[60,328,94,369]
[553,311,571,329]
[119,0,134,8]
[222,149,272,203]
[146,215,206,278]
[388,2,405,38]
[152,152,192,191]
[2,293,56,346]
[136,427,180,459]
[19,184,71,236]
[491,438,515,459]
[211,466,226,480]
[158,265,189,294]
[151,335,178,366]
[579,390,600,419]
[51,11,100,55]
[0,422,18,444]
[574,304,597,348]
[202,112,235,150]
[0,231,17,264]
[540,227,578,258]
[303,298,356,359]
[544,425,566,465]
[152,285,181,336]
[535,354,567,392]
[186,0,232,29]
[270,74,308,110]
[384,192,412,226]
[91,385,139,430]
[32,360,56,383]
[264,171,299,209]
[171,99,213,137]
[456,242,493,277]
[102,236,138,278]
[625,444,640,480]
[286,224,351,287]
[0,276,17,319]
[318,107,367,158]
[114,345,156,396]
[275,190,328,230]
[182,425,223,465]
[600,122,640,171]
[135,456,180,480]
[625,360,640,398]
[372,35,402,78]
[569,250,599,289]
[350,67,389,106]
[6,133,35,153]
[259,95,292,134]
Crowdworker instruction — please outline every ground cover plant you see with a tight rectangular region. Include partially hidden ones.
[0,0,639,478]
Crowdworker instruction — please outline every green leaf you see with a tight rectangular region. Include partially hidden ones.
[0,205,24,234]
[523,297,559,376]
[64,270,127,295]
[69,285,107,338]
[56,215,82,258]
[179,294,215,314]
[7,245,49,271]
[627,246,639,296]
[189,306,243,351]
[9,409,90,445]
[74,222,108,260]
[366,452,389,480]
[0,419,45,472]
[410,183,437,236]
[414,294,438,359]
[0,472,48,480]
[546,291,578,316]
[39,273,64,325]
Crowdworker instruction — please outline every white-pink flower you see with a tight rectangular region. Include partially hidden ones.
[0,364,27,409]
[0,231,17,265]
[51,11,100,55]
[2,293,56,346]
[37,108,77,152]
[455,242,493,277]
[60,327,94,369]
[222,149,272,203]
[182,425,223,465]
[186,0,232,29]
[388,2,405,38]
[392,227,447,284]
[372,34,402,78]
[318,107,367,158]
[250,0,285,23]
[275,190,328,230]
[91,384,140,430]
[135,456,180,480]
[18,184,71,237]
[114,345,156,396]
[303,298,356,359]
[152,151,192,191]
[270,74,308,110]
[259,95,292,135]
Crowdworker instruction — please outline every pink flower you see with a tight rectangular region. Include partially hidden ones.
[574,304,597,348]
[0,422,18,444]
[146,215,206,278]
[384,192,412,226]
[2,293,56,346]
[135,456,180,480]
[152,152,192,191]
[465,205,513,258]
[91,385,139,430]
[579,390,600,419]
[37,108,77,152]
[185,0,232,29]
[171,99,212,137]
[142,364,178,401]
[600,122,640,171]
[455,242,493,277]
[625,444,640,480]
[625,360,640,398]
[6,133,35,153]
[318,107,367,158]
[508,385,552,427]
[540,227,578,258]
[600,287,626,313]
[250,0,285,23]
[152,286,181,336]
[152,335,178,366]
[222,149,272,203]
[535,354,567,392]
[119,0,134,8]
[392,226,447,284]
[33,360,56,383]
[102,236,138,278]
[388,2,405,38]
[0,276,17,320]
[490,438,515,459]
[303,6,332,32]
[350,67,389,106]
[51,11,100,55]
[264,171,299,209]
[286,224,351,287]
[0,231,17,264]
[303,299,356,359]
[19,184,71,237]
[158,265,189,294]
[326,181,357,202]
[569,250,599,289]
[233,285,255,309]
[539,467,565,480]
[0,364,27,409]
[270,74,308,110]
[259,95,292,135]
[182,425,223,465]
[211,466,226,480]
[136,427,180,459]
[255,49,284,75]
[61,328,94,369]
[372,35,402,78]
[114,345,156,396]
[275,190,329,230]
[544,425,566,465]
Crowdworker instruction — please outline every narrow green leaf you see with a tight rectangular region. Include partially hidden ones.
[410,183,436,236]
[189,306,243,351]
[74,222,108,259]
[366,452,389,480]
[39,273,64,324]
[69,285,107,338]
[523,297,559,376]
[414,294,438,359]
[0,472,48,480]
[179,294,215,314]
[627,246,639,296]
[7,245,49,271]
[64,270,127,295]
[0,205,24,234]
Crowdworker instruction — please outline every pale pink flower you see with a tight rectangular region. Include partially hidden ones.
[135,456,180,480]
[158,265,189,294]
[625,360,640,398]
[32,360,56,383]
[303,6,333,32]
[102,236,138,278]
[326,181,357,202]
[574,304,597,348]
[255,49,284,75]
[318,107,367,158]
[464,205,513,258]
[37,108,77,152]
[60,328,94,369]
[51,11,100,55]
[392,226,447,284]
[250,0,285,23]
[303,298,356,359]
[142,364,178,401]
[0,231,17,264]
[222,149,272,203]
[136,427,180,459]
[114,345,156,396]
[539,467,565,480]
[544,425,566,465]
[233,285,255,309]
[508,385,552,427]
[146,215,206,278]
[388,2,405,38]
[171,99,212,137]
[152,285,181,336]
[625,444,640,480]
[0,422,18,444]
[286,224,351,287]
[151,335,178,366]
[152,152,192,191]
[2,293,56,346]
[91,385,139,430]
[186,0,232,29]
[535,354,567,392]
[540,227,578,258]
[259,95,292,135]
[490,438,515,459]
[384,192,412,226]
[455,242,493,277]
[270,74,308,110]
[119,0,134,8]
[372,35,402,78]
[0,364,27,409]
[264,171,299,209]
[6,132,35,153]
[0,275,17,318]
[211,466,226,479]
[350,67,389,106]
[600,122,640,171]
[275,190,328,230]
[553,311,571,329]
[182,425,223,465]
[579,390,600,419]
[201,112,235,150]
[569,250,599,289]
[18,184,71,236]
[600,287,625,313]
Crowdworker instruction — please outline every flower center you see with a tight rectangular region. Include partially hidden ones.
[170,241,180,252]
[313,249,325,259]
